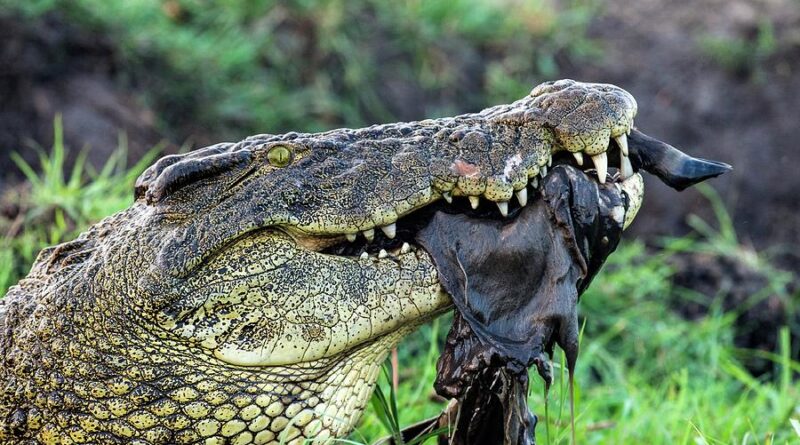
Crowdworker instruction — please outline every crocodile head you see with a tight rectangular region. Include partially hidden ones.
[0,80,728,444]
[130,80,651,365]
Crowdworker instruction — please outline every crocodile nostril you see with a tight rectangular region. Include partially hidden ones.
[448,129,467,142]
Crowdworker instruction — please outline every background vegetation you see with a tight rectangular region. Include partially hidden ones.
[1,0,798,444]
[2,0,600,140]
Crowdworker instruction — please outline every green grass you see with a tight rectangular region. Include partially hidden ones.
[1,132,797,444]
[0,116,159,295]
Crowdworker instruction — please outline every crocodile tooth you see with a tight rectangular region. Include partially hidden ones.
[346,233,357,242]
[442,191,453,203]
[496,201,508,217]
[531,177,538,188]
[378,249,388,259]
[627,127,631,136]
[515,188,527,207]
[592,152,608,184]
[469,196,480,209]
[363,228,375,242]
[540,166,548,177]
[381,223,396,239]
[360,252,369,260]
[620,150,634,179]
[573,152,584,166]
[401,242,411,253]
[615,134,629,156]
[547,156,552,167]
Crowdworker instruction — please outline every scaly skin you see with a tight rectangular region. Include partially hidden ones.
[0,80,643,444]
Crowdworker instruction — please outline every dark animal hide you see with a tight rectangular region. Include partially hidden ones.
[415,165,626,445]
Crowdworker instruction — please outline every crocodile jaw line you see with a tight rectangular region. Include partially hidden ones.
[160,228,449,368]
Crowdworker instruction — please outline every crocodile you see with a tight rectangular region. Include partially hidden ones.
[0,80,729,444]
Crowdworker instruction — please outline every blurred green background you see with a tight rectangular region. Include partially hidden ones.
[0,0,799,443]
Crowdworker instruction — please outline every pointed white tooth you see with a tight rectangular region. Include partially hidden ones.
[496,201,508,217]
[360,252,369,260]
[378,249,388,259]
[469,196,480,209]
[592,152,608,184]
[627,127,631,136]
[614,134,629,156]
[363,228,375,242]
[381,223,396,239]
[515,188,528,207]
[547,156,552,167]
[531,177,538,188]
[442,191,453,203]
[401,242,411,254]
[620,151,634,179]
[540,166,547,177]
[346,233,357,242]
[572,152,584,166]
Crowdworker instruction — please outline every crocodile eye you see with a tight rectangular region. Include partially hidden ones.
[267,145,293,167]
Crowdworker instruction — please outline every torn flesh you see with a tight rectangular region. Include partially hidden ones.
[414,165,628,445]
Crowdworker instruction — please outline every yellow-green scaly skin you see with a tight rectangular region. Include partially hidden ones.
[0,80,641,444]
